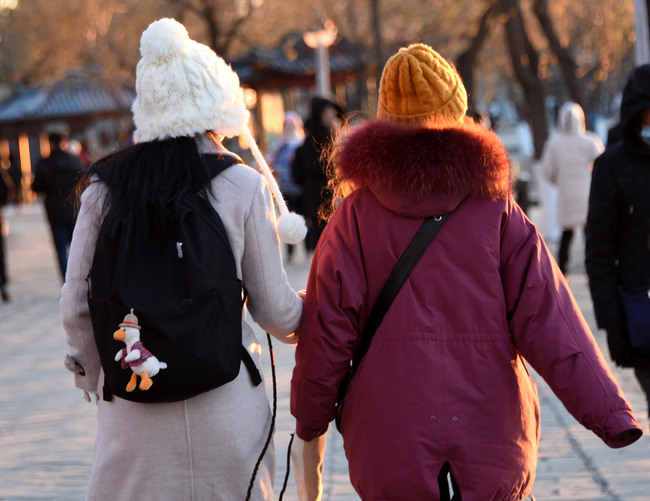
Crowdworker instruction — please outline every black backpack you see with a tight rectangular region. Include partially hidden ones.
[87,155,262,403]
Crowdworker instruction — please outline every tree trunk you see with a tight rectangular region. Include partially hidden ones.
[500,0,548,159]
[370,0,384,83]
[165,0,254,55]
[346,1,370,113]
[456,1,498,114]
[532,0,586,111]
[199,0,222,52]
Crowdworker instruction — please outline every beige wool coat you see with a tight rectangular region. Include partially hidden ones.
[60,145,303,501]
[540,102,605,229]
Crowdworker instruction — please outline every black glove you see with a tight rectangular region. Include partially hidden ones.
[606,326,635,368]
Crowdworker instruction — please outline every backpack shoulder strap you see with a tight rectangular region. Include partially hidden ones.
[202,153,243,178]
[190,154,263,387]
[182,154,243,264]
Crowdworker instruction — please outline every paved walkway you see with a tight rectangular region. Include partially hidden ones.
[0,202,648,501]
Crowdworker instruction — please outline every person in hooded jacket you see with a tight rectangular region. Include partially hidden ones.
[540,102,604,274]
[267,111,306,263]
[292,97,342,252]
[60,19,305,501]
[586,63,650,421]
[290,43,643,501]
[32,132,84,280]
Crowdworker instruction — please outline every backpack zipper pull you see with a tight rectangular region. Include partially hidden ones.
[176,242,183,258]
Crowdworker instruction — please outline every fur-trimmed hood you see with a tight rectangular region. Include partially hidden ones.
[338,120,512,217]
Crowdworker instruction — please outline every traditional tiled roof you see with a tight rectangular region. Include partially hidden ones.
[0,77,135,124]
[232,33,364,86]
[0,34,365,124]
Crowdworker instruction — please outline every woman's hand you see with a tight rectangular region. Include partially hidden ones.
[291,432,326,501]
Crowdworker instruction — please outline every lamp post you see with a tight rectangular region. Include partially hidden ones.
[634,0,650,65]
[303,19,338,98]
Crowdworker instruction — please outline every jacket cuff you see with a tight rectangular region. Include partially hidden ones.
[75,373,99,393]
[592,409,643,448]
[296,421,328,442]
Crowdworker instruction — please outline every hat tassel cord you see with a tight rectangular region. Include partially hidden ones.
[244,126,307,245]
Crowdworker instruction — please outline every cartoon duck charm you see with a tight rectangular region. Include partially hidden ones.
[114,309,167,392]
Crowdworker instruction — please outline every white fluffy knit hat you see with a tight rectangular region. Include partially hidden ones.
[132,18,306,244]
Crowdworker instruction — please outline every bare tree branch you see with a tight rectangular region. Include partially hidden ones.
[456,0,498,113]
[533,0,586,110]
[222,0,255,55]
[501,0,548,158]
[370,0,384,78]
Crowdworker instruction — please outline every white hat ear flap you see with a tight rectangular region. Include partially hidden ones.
[244,126,308,244]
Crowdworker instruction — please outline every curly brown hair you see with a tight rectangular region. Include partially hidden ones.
[318,114,368,222]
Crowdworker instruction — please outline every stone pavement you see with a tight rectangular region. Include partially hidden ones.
[0,202,648,501]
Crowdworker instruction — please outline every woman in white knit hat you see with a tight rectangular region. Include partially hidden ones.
[61,18,305,500]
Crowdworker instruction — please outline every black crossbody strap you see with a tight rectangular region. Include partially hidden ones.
[352,213,449,369]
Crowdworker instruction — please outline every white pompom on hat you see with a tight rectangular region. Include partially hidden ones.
[132,18,306,244]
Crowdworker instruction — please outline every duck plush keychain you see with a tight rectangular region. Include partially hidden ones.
[114,309,167,392]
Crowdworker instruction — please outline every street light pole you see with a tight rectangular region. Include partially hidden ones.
[315,43,331,98]
[634,0,650,65]
[304,20,338,98]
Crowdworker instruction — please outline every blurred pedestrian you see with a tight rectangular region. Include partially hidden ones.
[268,111,305,263]
[7,153,22,207]
[291,43,643,501]
[586,63,650,421]
[0,158,12,302]
[606,119,623,147]
[60,18,304,500]
[541,102,604,274]
[32,132,83,281]
[292,97,342,252]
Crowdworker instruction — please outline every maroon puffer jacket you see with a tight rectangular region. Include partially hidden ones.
[291,120,642,501]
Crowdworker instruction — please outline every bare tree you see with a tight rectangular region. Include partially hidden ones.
[532,0,586,110]
[169,0,263,55]
[500,0,548,158]
[370,0,384,82]
[343,1,370,112]
[0,0,84,84]
[456,1,498,114]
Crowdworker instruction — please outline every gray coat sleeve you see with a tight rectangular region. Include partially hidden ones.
[240,173,303,342]
[60,181,106,394]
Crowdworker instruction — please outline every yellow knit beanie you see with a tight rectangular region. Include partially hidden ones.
[377,43,468,127]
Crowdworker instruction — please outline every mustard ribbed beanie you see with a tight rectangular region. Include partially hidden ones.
[377,43,468,127]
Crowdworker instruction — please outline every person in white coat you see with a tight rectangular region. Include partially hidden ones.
[541,101,604,274]
[60,18,306,500]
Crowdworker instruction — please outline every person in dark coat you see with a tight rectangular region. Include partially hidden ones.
[606,120,623,147]
[32,132,84,280]
[292,97,342,252]
[586,63,650,420]
[0,159,12,301]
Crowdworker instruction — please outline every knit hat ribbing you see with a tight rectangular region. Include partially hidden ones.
[377,43,468,127]
[131,18,306,244]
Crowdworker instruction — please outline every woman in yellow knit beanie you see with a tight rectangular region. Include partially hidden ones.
[377,43,468,127]
[291,43,642,500]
